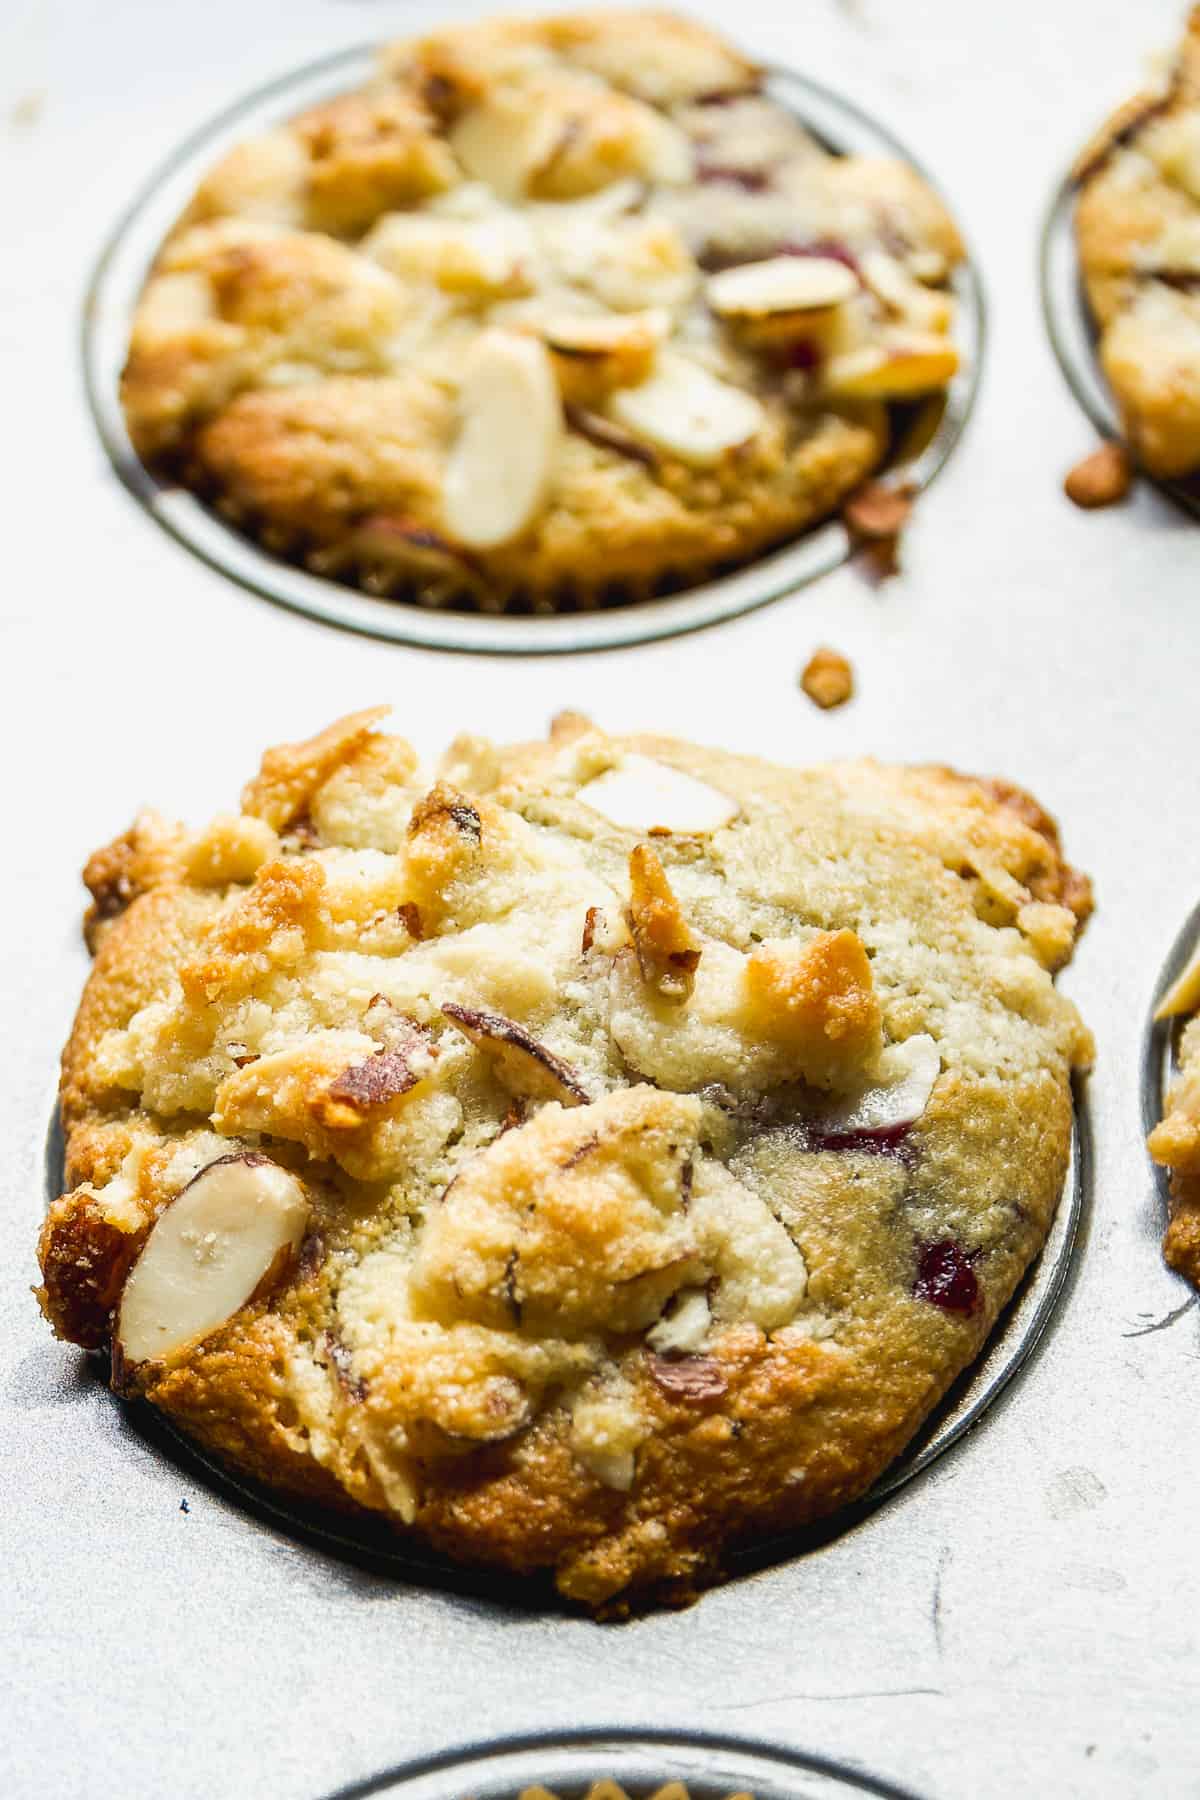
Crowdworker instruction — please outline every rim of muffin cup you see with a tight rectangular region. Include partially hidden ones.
[313,1726,926,1800]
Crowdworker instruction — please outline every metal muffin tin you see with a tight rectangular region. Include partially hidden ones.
[6,2,1200,1798]
[317,1729,922,1800]
[82,51,982,653]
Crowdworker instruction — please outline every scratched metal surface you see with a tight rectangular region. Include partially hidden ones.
[2,2,1200,1798]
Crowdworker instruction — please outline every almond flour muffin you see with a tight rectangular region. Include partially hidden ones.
[120,10,965,611]
[518,1787,733,1800]
[1074,7,1200,478]
[37,712,1092,1609]
[1149,933,1200,1286]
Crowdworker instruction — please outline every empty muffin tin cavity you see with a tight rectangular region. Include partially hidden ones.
[84,51,982,653]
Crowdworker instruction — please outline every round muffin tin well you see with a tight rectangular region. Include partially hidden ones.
[42,1094,1086,1599]
[1040,169,1200,520]
[315,1729,923,1800]
[83,48,983,655]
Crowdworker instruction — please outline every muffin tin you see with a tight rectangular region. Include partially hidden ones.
[7,3,1200,1799]
[316,1731,921,1800]
[84,50,981,653]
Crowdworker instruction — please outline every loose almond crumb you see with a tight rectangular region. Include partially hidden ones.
[800,647,854,710]
[1064,441,1134,510]
[842,479,915,581]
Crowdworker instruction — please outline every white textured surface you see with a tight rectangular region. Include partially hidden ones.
[2,2,1200,1797]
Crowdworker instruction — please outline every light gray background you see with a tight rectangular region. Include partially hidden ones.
[3,2,1198,1796]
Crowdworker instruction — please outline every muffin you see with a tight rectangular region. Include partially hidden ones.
[120,10,965,612]
[1074,6,1200,478]
[518,1787,740,1800]
[37,710,1092,1609]
[1149,931,1200,1285]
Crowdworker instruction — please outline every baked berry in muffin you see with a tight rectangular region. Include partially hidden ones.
[1149,932,1200,1286]
[38,711,1092,1608]
[120,10,965,612]
[1074,7,1200,479]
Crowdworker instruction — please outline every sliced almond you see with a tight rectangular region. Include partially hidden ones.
[440,1002,590,1105]
[1140,216,1200,274]
[816,1034,941,1137]
[538,307,669,359]
[638,115,693,187]
[628,843,701,1001]
[450,97,562,201]
[646,1352,727,1402]
[579,754,739,834]
[363,213,534,297]
[538,308,667,403]
[442,330,563,549]
[565,403,657,466]
[581,903,632,956]
[824,333,959,398]
[606,351,763,465]
[38,1183,150,1351]
[115,1154,309,1368]
[528,92,691,197]
[906,249,948,284]
[323,1005,439,1120]
[707,254,858,318]
[404,1379,533,1456]
[860,250,954,334]
[349,516,484,595]
[1155,940,1200,1021]
[531,178,646,225]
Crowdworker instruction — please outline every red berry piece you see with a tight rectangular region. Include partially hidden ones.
[782,338,821,373]
[808,1120,913,1158]
[913,1240,980,1315]
[779,237,861,275]
[695,156,771,192]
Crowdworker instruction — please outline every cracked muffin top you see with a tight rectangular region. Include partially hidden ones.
[120,9,964,612]
[38,711,1092,1609]
[1149,930,1200,1287]
[1074,5,1200,478]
